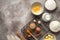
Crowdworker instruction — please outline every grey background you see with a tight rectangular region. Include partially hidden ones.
[0,0,60,40]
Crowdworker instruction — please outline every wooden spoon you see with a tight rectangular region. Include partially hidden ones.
[26,30,38,40]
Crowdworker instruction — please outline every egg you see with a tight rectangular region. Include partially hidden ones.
[36,27,41,33]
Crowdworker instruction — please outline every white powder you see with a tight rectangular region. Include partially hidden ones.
[45,0,56,10]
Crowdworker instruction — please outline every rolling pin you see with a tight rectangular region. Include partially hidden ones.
[16,32,26,40]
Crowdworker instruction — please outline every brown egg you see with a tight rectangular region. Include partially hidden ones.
[36,27,41,33]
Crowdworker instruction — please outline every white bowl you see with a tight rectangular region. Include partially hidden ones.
[45,0,56,10]
[42,13,52,22]
[31,2,44,15]
[49,21,60,32]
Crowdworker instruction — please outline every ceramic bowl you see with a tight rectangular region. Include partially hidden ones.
[43,33,56,40]
[42,13,52,22]
[31,2,44,15]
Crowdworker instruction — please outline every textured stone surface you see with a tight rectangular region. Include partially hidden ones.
[0,0,60,40]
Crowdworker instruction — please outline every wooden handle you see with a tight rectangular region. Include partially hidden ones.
[16,32,26,40]
[31,34,38,40]
[26,30,38,40]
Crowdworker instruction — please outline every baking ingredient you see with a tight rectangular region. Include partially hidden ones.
[42,13,52,22]
[29,22,36,29]
[44,33,56,40]
[45,0,56,10]
[49,21,60,32]
[31,2,44,15]
[32,5,41,13]
[36,27,41,33]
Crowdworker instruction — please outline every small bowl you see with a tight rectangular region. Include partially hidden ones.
[43,33,56,40]
[49,21,60,32]
[42,13,52,22]
[31,2,44,15]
